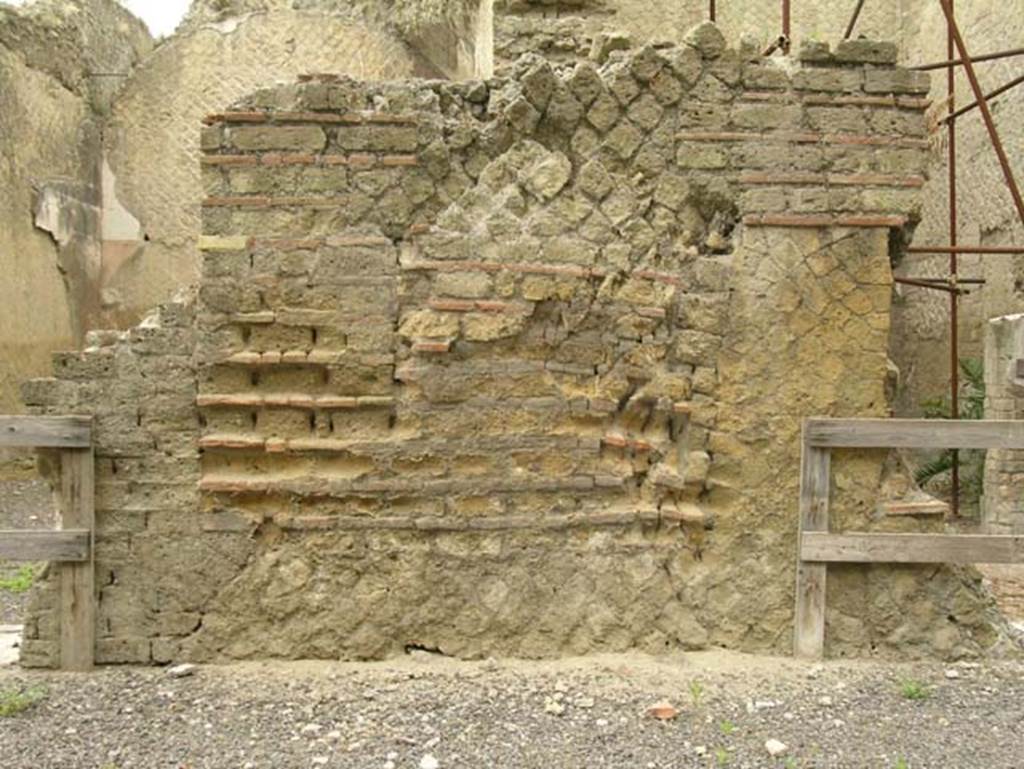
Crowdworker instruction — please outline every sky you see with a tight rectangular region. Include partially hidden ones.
[4,0,190,37]
[119,0,190,36]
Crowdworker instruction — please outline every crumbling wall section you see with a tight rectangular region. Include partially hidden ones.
[98,3,433,338]
[494,0,906,70]
[21,29,1009,666]
[0,0,151,425]
[19,301,205,666]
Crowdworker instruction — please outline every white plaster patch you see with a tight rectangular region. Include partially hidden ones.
[101,157,144,242]
[0,626,21,667]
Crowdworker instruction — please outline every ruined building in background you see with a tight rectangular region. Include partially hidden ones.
[19,26,1015,666]
[984,315,1024,533]
[4,0,1024,425]
[0,0,492,418]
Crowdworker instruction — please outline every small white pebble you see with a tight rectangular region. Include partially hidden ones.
[945,669,961,679]
[765,739,788,757]
[420,755,440,769]
[167,663,197,679]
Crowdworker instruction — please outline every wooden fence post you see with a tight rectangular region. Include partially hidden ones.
[59,447,95,671]
[794,426,830,659]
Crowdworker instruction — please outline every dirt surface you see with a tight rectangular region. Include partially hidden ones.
[0,478,55,625]
[0,652,1023,769]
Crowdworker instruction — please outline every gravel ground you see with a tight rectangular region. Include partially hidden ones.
[0,478,55,625]
[1,651,1023,769]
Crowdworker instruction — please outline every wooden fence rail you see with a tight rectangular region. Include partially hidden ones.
[0,415,94,670]
[795,418,1024,659]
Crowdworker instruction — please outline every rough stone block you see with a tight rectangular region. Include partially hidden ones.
[835,40,899,66]
[864,69,931,95]
[230,126,327,152]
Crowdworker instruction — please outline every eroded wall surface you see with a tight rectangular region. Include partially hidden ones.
[493,1,1024,420]
[20,32,1009,666]
[0,0,151,421]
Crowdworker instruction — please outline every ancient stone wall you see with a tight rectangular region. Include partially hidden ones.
[983,315,1024,533]
[493,1,1024,422]
[20,29,1010,666]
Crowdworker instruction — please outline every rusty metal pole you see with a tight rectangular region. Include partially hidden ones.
[938,0,1024,517]
[710,0,716,22]
[942,72,1024,124]
[782,0,791,53]
[939,0,1024,227]
[913,45,1024,71]
[844,0,867,39]
[945,0,961,517]
[907,245,1024,254]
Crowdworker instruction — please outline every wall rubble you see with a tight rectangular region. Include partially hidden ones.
[20,29,1012,666]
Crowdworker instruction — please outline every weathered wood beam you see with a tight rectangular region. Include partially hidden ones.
[0,530,90,562]
[59,448,95,671]
[802,532,1024,564]
[806,418,1024,450]
[0,416,92,448]
[794,431,830,659]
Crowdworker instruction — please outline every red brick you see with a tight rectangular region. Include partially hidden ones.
[260,153,318,166]
[254,238,324,251]
[365,113,418,125]
[412,340,452,354]
[272,111,360,124]
[203,111,269,125]
[347,154,375,168]
[199,435,266,450]
[428,298,476,312]
[743,213,908,228]
[828,173,925,188]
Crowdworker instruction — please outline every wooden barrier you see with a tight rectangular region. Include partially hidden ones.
[795,418,1024,659]
[0,416,94,670]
